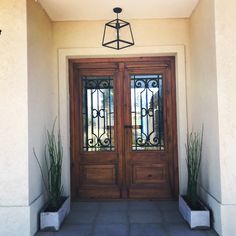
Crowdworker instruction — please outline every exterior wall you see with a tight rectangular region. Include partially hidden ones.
[190,0,236,235]
[0,0,31,235]
[190,0,222,234]
[53,19,190,48]
[0,0,55,235]
[53,19,190,197]
[27,0,55,235]
[214,0,236,235]
[2,1,235,235]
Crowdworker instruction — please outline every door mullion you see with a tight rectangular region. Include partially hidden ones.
[116,63,127,198]
[123,68,132,197]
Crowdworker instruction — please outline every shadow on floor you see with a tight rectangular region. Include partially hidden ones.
[37,200,218,236]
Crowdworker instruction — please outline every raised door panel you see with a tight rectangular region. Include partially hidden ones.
[132,164,167,184]
[80,165,117,185]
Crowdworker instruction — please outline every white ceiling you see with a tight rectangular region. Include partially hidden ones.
[38,0,199,21]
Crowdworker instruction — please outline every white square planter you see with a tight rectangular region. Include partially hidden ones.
[179,195,210,229]
[40,197,70,231]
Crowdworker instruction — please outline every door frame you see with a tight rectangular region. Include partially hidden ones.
[57,45,188,199]
[69,57,179,199]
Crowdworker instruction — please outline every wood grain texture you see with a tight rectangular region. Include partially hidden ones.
[69,57,178,200]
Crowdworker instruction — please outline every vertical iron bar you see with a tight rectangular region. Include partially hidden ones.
[91,83,94,151]
[161,77,164,150]
[158,77,161,150]
[116,19,120,50]
[134,77,137,151]
[97,86,100,151]
[85,79,89,151]
[109,78,112,151]
[140,83,143,150]
[151,82,155,149]
[145,82,149,140]
[103,83,106,151]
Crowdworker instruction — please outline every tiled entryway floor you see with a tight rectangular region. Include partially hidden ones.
[37,200,218,236]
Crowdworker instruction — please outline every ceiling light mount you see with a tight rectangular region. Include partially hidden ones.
[102,7,134,50]
[113,7,122,14]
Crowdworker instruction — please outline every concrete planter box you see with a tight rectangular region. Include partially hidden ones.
[40,197,70,231]
[179,195,210,229]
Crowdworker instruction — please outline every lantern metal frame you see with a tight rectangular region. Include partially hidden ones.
[102,7,134,50]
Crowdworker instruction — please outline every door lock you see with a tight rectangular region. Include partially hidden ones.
[124,125,133,128]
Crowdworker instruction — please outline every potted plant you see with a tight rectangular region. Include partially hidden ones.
[34,121,70,231]
[179,126,210,229]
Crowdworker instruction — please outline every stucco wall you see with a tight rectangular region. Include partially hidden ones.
[53,18,190,48]
[0,0,28,206]
[27,0,55,235]
[3,1,235,235]
[214,0,236,235]
[190,0,222,234]
[190,0,236,235]
[0,0,55,235]
[0,0,30,235]
[52,19,190,197]
[190,0,221,200]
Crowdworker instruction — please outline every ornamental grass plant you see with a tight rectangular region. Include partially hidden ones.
[34,120,64,211]
[185,126,204,210]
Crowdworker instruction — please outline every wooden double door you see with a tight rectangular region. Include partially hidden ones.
[70,57,178,199]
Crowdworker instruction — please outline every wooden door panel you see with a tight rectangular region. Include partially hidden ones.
[124,63,175,199]
[128,186,172,199]
[80,164,117,185]
[69,57,178,200]
[131,163,167,184]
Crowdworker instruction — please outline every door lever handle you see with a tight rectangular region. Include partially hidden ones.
[124,125,133,128]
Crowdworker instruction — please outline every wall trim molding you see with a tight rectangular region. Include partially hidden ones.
[57,45,188,197]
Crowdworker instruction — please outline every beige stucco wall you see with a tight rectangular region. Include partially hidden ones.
[27,0,58,235]
[53,19,190,197]
[0,0,31,235]
[2,1,235,235]
[190,0,221,207]
[190,0,236,235]
[53,18,190,48]
[27,0,54,203]
[27,0,56,235]
[214,0,236,235]
[0,0,55,235]
[190,0,222,233]
[215,0,236,204]
[0,0,28,206]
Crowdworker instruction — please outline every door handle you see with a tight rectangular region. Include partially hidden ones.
[124,125,133,128]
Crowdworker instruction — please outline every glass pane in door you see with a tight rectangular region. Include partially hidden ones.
[82,76,115,151]
[131,74,164,150]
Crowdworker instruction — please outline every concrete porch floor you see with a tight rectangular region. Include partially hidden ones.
[37,200,218,236]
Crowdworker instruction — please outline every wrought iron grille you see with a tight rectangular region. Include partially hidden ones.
[131,74,165,150]
[82,77,115,151]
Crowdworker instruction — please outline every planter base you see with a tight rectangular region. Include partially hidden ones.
[40,197,70,231]
[179,195,210,229]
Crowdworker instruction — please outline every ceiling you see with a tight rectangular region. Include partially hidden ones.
[38,0,199,21]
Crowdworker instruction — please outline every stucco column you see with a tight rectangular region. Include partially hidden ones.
[0,1,31,235]
[215,0,236,235]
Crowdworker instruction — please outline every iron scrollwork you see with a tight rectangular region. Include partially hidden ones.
[83,77,115,151]
[131,74,164,150]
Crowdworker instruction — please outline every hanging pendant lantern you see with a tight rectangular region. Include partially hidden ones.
[102,7,134,50]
